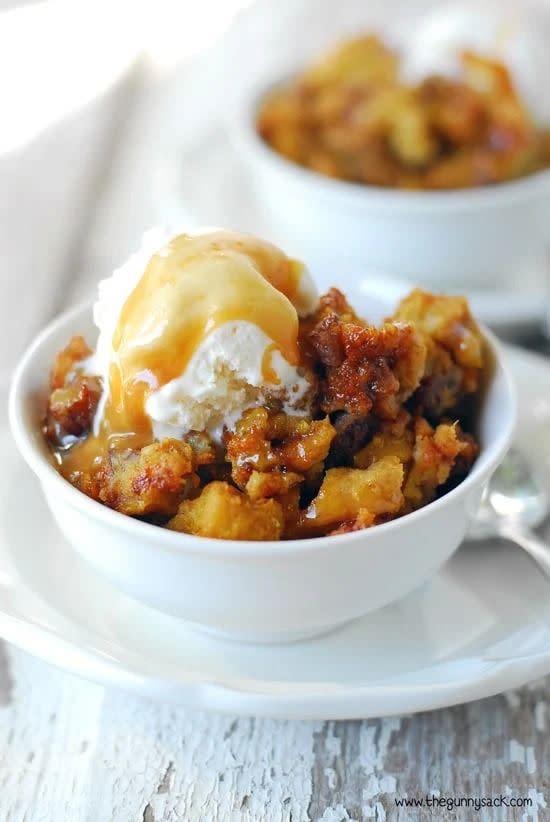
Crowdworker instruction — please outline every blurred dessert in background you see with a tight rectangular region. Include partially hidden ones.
[44,229,483,540]
[402,1,550,128]
[257,16,550,189]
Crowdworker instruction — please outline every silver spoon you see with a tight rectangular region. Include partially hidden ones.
[469,448,550,577]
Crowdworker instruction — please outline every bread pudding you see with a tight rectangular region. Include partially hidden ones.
[257,35,550,189]
[44,230,483,540]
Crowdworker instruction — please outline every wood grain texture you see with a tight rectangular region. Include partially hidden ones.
[0,649,548,821]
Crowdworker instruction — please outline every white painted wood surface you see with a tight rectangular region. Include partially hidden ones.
[0,36,549,822]
[0,648,549,821]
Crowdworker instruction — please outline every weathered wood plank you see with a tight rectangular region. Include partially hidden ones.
[0,648,548,822]
[308,688,549,821]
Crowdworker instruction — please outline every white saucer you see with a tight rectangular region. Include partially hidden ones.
[2,344,550,718]
[153,127,547,336]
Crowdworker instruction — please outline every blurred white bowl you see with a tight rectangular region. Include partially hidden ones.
[231,83,550,289]
[10,298,515,644]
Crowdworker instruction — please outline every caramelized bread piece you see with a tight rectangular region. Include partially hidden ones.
[45,376,102,443]
[76,439,196,517]
[389,289,484,418]
[225,408,335,488]
[300,456,404,532]
[45,335,101,445]
[304,288,426,419]
[168,481,284,541]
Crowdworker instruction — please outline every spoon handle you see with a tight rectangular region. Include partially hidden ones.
[498,522,550,579]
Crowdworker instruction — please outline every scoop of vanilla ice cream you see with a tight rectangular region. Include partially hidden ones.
[88,228,318,442]
[146,321,312,441]
[401,1,550,126]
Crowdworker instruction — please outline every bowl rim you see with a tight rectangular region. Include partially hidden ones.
[9,299,516,558]
[234,79,550,213]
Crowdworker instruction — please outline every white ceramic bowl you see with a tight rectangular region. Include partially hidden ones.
[9,301,515,643]
[232,83,550,289]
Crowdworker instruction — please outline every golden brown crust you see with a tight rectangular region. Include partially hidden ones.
[298,456,405,534]
[403,418,478,511]
[225,408,336,489]
[304,288,426,419]
[354,412,478,513]
[45,336,101,445]
[168,481,284,541]
[245,469,303,501]
[45,376,102,442]
[388,289,484,419]
[44,287,484,540]
[75,439,196,517]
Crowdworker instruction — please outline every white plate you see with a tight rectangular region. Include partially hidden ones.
[2,343,550,718]
[153,127,548,336]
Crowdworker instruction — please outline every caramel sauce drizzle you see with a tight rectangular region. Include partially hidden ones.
[60,232,305,477]
[261,343,283,386]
